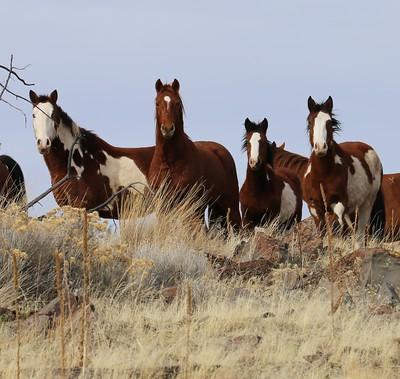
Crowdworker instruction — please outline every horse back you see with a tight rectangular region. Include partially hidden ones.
[194,141,239,188]
[0,155,26,204]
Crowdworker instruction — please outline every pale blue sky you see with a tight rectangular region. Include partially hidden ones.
[1,1,400,215]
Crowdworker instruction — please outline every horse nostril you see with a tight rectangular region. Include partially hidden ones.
[37,139,41,146]
[323,142,327,149]
[46,139,50,146]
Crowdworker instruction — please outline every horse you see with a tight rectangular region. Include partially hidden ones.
[239,118,302,230]
[0,155,26,206]
[303,96,382,243]
[372,173,400,238]
[148,79,241,230]
[29,89,154,218]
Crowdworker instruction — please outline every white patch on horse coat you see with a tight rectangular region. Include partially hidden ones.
[364,149,382,189]
[279,182,297,222]
[99,152,147,194]
[334,155,342,165]
[332,202,345,226]
[313,112,330,151]
[346,153,381,212]
[164,95,171,110]
[249,132,261,163]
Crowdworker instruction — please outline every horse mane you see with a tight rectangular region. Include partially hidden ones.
[0,155,26,202]
[273,146,309,177]
[308,102,341,134]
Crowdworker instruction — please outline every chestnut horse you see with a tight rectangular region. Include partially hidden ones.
[240,118,302,230]
[29,90,154,218]
[0,155,26,206]
[373,173,400,238]
[303,96,382,243]
[148,79,241,230]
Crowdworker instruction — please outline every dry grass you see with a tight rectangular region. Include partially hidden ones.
[0,187,400,378]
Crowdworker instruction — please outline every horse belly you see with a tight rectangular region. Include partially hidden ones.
[347,151,381,211]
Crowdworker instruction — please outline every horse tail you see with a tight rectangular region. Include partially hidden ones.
[369,187,385,239]
[0,155,26,204]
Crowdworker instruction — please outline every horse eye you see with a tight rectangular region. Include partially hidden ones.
[32,114,35,119]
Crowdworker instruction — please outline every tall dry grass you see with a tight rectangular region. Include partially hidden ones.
[0,184,399,378]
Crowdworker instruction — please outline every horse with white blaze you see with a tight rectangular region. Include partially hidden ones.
[303,96,382,244]
[29,89,154,218]
[240,118,302,230]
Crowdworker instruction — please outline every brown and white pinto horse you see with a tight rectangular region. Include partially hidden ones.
[239,118,302,230]
[303,96,382,242]
[148,79,241,230]
[0,155,26,206]
[29,90,154,218]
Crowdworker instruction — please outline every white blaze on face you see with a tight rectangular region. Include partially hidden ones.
[249,132,261,167]
[312,111,331,155]
[32,102,56,151]
[164,95,171,111]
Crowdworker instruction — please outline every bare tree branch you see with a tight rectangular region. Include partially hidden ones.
[0,55,14,100]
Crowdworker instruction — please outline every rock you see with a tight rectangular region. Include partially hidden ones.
[0,307,16,322]
[303,350,331,364]
[24,292,94,331]
[228,335,263,349]
[282,217,323,262]
[160,286,179,304]
[370,304,396,316]
[232,232,288,263]
[330,248,400,291]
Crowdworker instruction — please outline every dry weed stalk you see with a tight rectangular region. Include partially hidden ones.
[54,251,66,378]
[319,184,335,334]
[184,283,193,379]
[79,210,90,372]
[12,250,21,379]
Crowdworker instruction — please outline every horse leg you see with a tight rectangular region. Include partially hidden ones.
[356,199,374,248]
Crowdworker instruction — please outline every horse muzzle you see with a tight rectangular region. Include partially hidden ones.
[313,142,328,157]
[37,138,52,155]
[249,158,262,170]
[160,124,176,139]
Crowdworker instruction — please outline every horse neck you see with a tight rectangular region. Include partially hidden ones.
[310,142,338,174]
[43,122,80,179]
[273,148,308,177]
[154,122,190,161]
[245,163,274,193]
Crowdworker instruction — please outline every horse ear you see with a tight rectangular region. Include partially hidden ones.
[278,142,285,150]
[260,118,268,133]
[49,89,58,103]
[308,96,316,112]
[172,79,180,92]
[155,79,163,93]
[323,96,333,113]
[29,90,38,104]
[244,118,252,131]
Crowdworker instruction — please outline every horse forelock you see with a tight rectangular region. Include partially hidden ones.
[307,102,341,134]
